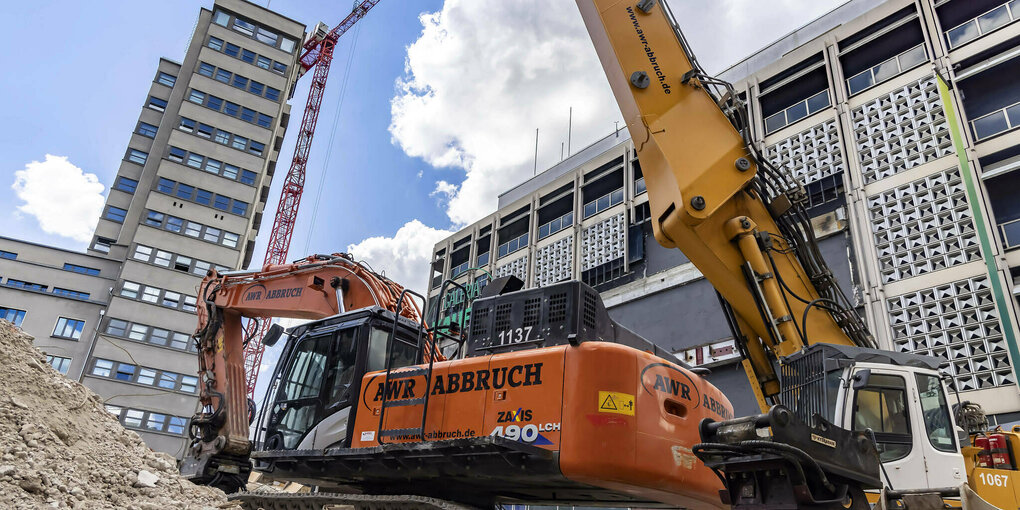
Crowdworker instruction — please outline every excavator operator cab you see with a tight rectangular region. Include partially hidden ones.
[256,307,423,455]
[779,344,967,489]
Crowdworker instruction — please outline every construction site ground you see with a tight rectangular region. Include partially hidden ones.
[0,320,238,509]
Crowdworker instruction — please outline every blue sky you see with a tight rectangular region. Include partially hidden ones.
[0,0,847,293]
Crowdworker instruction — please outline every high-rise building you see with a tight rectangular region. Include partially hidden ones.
[428,0,1020,423]
[0,0,306,456]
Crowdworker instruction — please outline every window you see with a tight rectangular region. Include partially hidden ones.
[124,410,144,428]
[52,317,85,339]
[128,323,147,340]
[259,56,273,70]
[281,37,297,53]
[92,237,113,254]
[241,170,257,185]
[231,200,248,216]
[175,184,195,200]
[223,164,239,180]
[115,363,136,381]
[185,221,202,237]
[120,281,140,299]
[154,250,172,267]
[231,74,248,90]
[224,102,240,117]
[168,417,187,435]
[265,87,281,102]
[156,72,176,87]
[213,10,230,26]
[0,307,27,327]
[497,232,529,258]
[158,373,179,389]
[146,413,166,431]
[145,211,164,227]
[0,250,16,260]
[583,188,624,218]
[231,135,247,150]
[137,368,156,386]
[852,373,912,462]
[46,355,71,375]
[136,122,158,138]
[224,43,240,58]
[213,195,230,211]
[104,206,127,223]
[113,176,138,194]
[207,95,223,111]
[161,291,181,308]
[272,61,287,74]
[91,359,114,378]
[52,288,90,300]
[214,68,231,83]
[127,149,148,165]
[241,49,256,64]
[195,189,212,206]
[240,108,256,123]
[255,27,278,46]
[538,211,573,240]
[198,62,214,78]
[476,252,489,267]
[105,319,128,337]
[257,114,273,128]
[214,130,230,144]
[207,36,224,51]
[947,2,1020,49]
[147,96,168,112]
[187,90,205,104]
[249,141,265,156]
[206,159,222,174]
[63,263,100,276]
[157,178,175,193]
[166,216,184,232]
[180,376,198,393]
[915,373,956,452]
[223,232,239,248]
[186,153,203,168]
[233,18,255,37]
[764,90,830,134]
[142,286,160,303]
[197,124,214,138]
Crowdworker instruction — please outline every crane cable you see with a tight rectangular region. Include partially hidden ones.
[302,21,365,255]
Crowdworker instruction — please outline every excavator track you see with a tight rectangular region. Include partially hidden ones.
[231,492,481,510]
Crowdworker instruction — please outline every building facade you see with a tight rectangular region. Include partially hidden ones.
[429,0,1020,422]
[0,0,306,457]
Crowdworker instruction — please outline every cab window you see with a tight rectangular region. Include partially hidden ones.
[275,334,331,448]
[915,373,956,453]
[326,328,359,408]
[367,327,419,372]
[852,373,911,462]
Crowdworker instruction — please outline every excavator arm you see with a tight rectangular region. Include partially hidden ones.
[182,253,434,490]
[576,0,873,411]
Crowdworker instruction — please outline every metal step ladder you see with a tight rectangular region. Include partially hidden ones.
[377,281,469,443]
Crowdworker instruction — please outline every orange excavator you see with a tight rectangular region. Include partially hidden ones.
[181,1,1007,508]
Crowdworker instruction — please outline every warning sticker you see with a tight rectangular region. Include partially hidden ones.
[598,391,635,416]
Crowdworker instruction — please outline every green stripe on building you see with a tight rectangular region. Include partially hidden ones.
[937,75,1020,386]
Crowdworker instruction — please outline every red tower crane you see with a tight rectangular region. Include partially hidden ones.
[241,0,381,398]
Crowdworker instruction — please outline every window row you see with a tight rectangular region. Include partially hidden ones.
[4,280,84,301]
[143,210,241,249]
[131,243,229,277]
[206,36,289,75]
[846,44,927,96]
[104,317,197,353]
[764,90,830,134]
[5,278,46,291]
[155,177,249,216]
[53,317,86,340]
[47,355,71,375]
[62,263,101,276]
[583,188,624,219]
[90,358,198,394]
[212,9,298,54]
[105,405,189,436]
[946,1,1020,49]
[1,307,26,327]
[0,250,16,259]
[178,117,267,157]
[498,232,529,259]
[538,211,574,240]
[118,280,198,313]
[187,88,274,129]
[167,146,258,185]
[196,61,281,102]
[52,288,90,301]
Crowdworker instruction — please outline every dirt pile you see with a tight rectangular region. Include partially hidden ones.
[0,320,239,509]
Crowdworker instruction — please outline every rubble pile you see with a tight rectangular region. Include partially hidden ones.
[0,320,238,509]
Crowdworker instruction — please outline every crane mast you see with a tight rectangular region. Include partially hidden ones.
[242,0,381,398]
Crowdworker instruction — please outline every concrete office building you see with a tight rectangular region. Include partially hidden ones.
[429,0,1020,422]
[0,0,306,456]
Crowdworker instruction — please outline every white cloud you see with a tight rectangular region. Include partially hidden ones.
[429,180,458,201]
[346,220,453,294]
[389,0,846,226]
[11,155,105,243]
